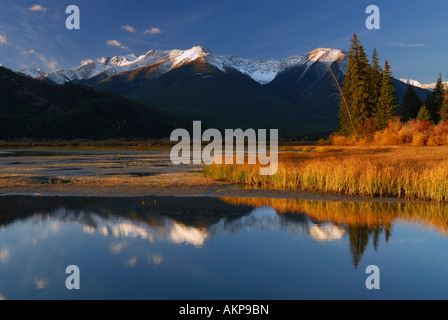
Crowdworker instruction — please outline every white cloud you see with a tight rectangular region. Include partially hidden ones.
[47,61,58,71]
[121,25,137,33]
[145,27,162,35]
[0,34,6,45]
[147,254,163,265]
[32,53,59,72]
[125,257,137,268]
[389,42,427,48]
[0,248,9,263]
[28,4,47,12]
[106,39,128,50]
[34,277,49,289]
[21,49,35,54]
[109,242,126,254]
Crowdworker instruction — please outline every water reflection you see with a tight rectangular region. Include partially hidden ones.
[1,197,335,247]
[220,197,448,268]
[0,247,10,263]
[1,196,448,299]
[1,196,448,267]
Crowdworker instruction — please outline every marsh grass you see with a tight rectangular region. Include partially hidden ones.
[203,146,448,203]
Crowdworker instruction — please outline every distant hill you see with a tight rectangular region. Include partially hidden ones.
[0,67,186,140]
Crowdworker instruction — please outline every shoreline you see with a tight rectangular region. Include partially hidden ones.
[0,147,429,204]
[0,185,420,204]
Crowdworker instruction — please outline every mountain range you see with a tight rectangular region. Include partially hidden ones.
[13,45,431,139]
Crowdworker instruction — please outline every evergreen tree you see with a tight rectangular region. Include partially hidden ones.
[401,85,422,122]
[427,74,445,123]
[338,34,373,135]
[424,92,432,108]
[439,90,448,122]
[416,105,432,122]
[375,60,399,130]
[369,48,383,114]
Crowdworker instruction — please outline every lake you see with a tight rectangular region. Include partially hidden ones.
[1,195,448,300]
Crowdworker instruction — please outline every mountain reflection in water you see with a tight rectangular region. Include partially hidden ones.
[0,196,344,248]
[1,196,447,270]
[2,196,448,299]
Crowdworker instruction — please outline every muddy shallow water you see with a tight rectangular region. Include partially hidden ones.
[0,148,411,202]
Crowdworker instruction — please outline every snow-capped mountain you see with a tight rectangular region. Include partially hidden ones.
[17,46,347,85]
[400,78,448,91]
[9,45,431,137]
[17,67,47,79]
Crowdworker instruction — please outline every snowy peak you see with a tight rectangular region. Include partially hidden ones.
[213,55,284,84]
[168,46,210,70]
[400,78,448,91]
[307,48,345,63]
[17,67,46,78]
[306,48,348,75]
[30,47,213,84]
[16,45,348,85]
[400,78,427,88]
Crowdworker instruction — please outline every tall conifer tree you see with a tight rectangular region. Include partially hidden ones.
[375,60,399,130]
[439,90,448,123]
[369,48,383,114]
[401,85,422,122]
[338,34,372,135]
[427,74,445,123]
[416,105,432,122]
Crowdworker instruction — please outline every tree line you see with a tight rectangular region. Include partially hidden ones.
[337,34,448,136]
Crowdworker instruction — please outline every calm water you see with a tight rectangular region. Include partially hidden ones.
[0,195,448,300]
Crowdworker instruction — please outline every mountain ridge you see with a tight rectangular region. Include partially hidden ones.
[13,46,431,138]
[18,46,346,86]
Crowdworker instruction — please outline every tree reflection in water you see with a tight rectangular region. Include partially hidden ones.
[220,197,448,268]
[1,196,447,269]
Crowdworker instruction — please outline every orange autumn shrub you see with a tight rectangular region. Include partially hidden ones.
[398,120,420,144]
[330,120,448,147]
[412,131,427,147]
[373,119,402,146]
[432,122,448,145]
[332,135,349,146]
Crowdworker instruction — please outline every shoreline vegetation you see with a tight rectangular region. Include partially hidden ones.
[203,145,448,203]
[2,137,448,203]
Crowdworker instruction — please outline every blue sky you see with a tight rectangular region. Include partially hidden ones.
[0,0,447,83]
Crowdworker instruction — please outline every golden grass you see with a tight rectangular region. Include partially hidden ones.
[203,146,448,203]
